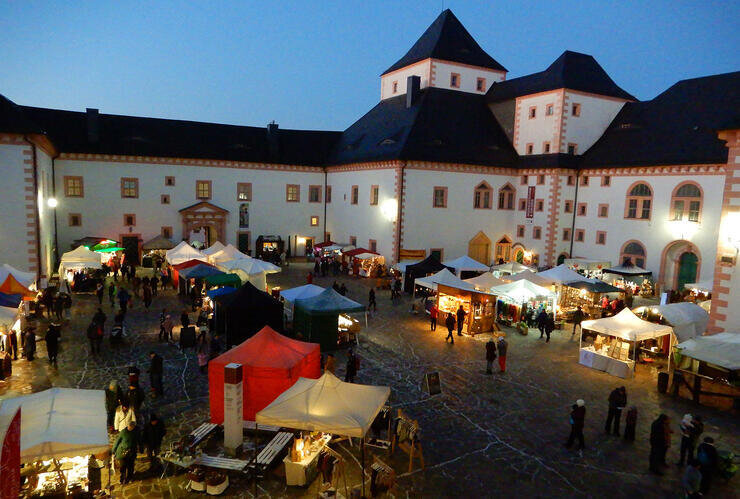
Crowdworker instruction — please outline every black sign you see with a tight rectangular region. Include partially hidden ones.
[423,372,441,396]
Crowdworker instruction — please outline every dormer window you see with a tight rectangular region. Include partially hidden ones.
[476,78,486,92]
[450,73,460,88]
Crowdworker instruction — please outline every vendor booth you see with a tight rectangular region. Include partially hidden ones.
[437,283,496,335]
[141,234,175,268]
[563,258,611,279]
[256,372,390,493]
[633,302,708,343]
[351,253,385,278]
[0,388,109,496]
[506,269,553,288]
[57,246,103,291]
[293,288,366,350]
[490,280,556,326]
[255,235,283,261]
[202,241,226,257]
[603,264,654,296]
[280,285,324,322]
[443,255,490,279]
[403,255,450,293]
[209,326,321,423]
[208,244,249,265]
[165,241,208,265]
[204,272,241,290]
[561,279,623,319]
[672,333,740,411]
[217,257,281,291]
[490,261,533,277]
[213,282,284,347]
[683,280,713,302]
[463,272,506,292]
[171,258,215,289]
[580,309,673,378]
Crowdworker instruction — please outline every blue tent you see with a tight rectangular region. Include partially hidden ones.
[180,264,224,279]
[206,286,237,300]
[294,288,365,350]
[0,292,21,308]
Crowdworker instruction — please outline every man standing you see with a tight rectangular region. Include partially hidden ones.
[368,288,377,312]
[605,386,627,436]
[497,336,508,373]
[429,303,438,331]
[444,313,455,344]
[45,321,61,367]
[149,351,164,398]
[96,282,104,305]
[23,327,36,361]
[345,349,357,383]
[159,308,167,342]
[456,305,466,336]
[544,313,555,343]
[649,414,670,475]
[696,436,718,494]
[112,421,139,485]
[117,288,131,315]
[565,399,586,450]
[536,308,548,338]
[571,306,584,338]
[108,282,116,308]
[143,413,166,471]
[485,337,497,375]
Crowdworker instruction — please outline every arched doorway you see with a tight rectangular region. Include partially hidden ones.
[494,236,512,263]
[660,240,701,291]
[179,201,229,246]
[468,231,491,265]
[557,253,568,265]
[512,243,526,264]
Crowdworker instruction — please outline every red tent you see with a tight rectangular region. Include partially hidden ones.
[171,259,215,288]
[313,241,336,249]
[208,326,321,423]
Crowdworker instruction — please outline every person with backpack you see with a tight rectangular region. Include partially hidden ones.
[345,349,358,383]
[485,337,497,375]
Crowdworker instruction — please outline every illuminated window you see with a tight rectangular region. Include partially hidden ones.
[310,216,319,227]
[237,182,252,201]
[196,180,211,200]
[121,178,139,198]
[286,184,300,202]
[671,183,702,222]
[64,176,83,197]
[625,183,652,219]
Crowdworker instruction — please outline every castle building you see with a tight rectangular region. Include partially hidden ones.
[1,10,739,332]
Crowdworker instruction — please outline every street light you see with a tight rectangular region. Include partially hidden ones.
[46,197,58,208]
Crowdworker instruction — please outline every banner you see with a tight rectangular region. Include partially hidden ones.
[525,186,536,218]
[0,408,21,499]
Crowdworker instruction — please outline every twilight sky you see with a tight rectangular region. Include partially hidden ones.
[1,1,738,131]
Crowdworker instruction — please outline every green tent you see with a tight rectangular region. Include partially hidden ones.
[204,273,242,288]
[293,288,365,351]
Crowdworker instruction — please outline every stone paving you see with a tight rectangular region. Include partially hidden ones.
[1,263,738,498]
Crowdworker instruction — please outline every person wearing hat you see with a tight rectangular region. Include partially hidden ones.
[565,399,586,450]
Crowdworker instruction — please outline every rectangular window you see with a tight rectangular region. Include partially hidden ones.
[572,103,581,117]
[326,185,332,203]
[521,175,528,185]
[518,199,526,211]
[537,175,545,185]
[370,185,379,205]
[433,187,447,208]
[351,185,359,204]
[536,199,544,212]
[392,81,398,94]
[546,104,554,116]
[526,143,534,155]
[640,199,651,219]
[568,143,578,155]
[123,214,136,226]
[121,177,139,198]
[564,200,573,213]
[309,185,322,203]
[562,228,571,241]
[68,213,81,227]
[543,142,551,153]
[596,231,606,245]
[575,229,584,242]
[161,194,170,204]
[237,182,252,201]
[577,203,587,216]
[161,226,172,239]
[688,201,700,222]
[64,176,84,197]
[598,204,609,218]
[517,225,525,238]
[450,73,460,88]
[533,226,542,239]
[196,180,211,200]
[672,200,684,220]
[476,78,486,92]
[627,198,638,219]
[601,175,611,187]
[567,175,575,186]
[165,176,175,186]
[369,239,377,253]
[310,216,319,227]
[580,175,588,186]
[286,184,300,202]
[528,106,536,119]
[349,236,357,247]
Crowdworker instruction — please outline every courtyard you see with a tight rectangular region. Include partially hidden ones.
[0,263,737,498]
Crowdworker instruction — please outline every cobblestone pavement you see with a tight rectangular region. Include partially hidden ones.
[1,264,738,498]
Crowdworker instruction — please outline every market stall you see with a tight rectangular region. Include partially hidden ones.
[213,282,284,347]
[580,309,673,378]
[255,235,283,261]
[208,244,250,265]
[171,258,216,289]
[402,255,450,293]
[57,246,103,291]
[204,272,241,290]
[505,269,554,288]
[165,240,208,266]
[490,280,556,325]
[256,372,390,495]
[436,283,496,335]
[351,252,385,278]
[280,285,324,322]
[202,241,226,257]
[683,280,713,302]
[0,264,36,291]
[0,388,109,496]
[672,332,740,411]
[563,258,611,279]
[293,288,366,350]
[490,261,533,277]
[217,257,281,291]
[562,280,624,318]
[0,304,21,379]
[209,326,321,423]
[537,264,611,319]
[141,234,175,268]
[462,272,506,292]
[633,302,707,344]
[443,255,490,279]
[602,264,654,297]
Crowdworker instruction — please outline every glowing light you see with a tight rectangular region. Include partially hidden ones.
[297,237,306,244]
[46,198,58,208]
[668,219,699,240]
[380,199,398,222]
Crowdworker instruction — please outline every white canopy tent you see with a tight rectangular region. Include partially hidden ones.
[57,246,102,276]
[0,264,35,289]
[564,258,611,272]
[463,272,506,292]
[280,284,325,303]
[602,264,652,277]
[633,302,708,343]
[698,300,711,313]
[490,280,555,303]
[354,253,385,263]
[218,257,281,290]
[536,264,592,285]
[201,241,226,256]
[490,261,533,276]
[0,305,19,332]
[443,255,490,276]
[0,388,108,462]
[675,333,740,371]
[165,241,208,265]
[414,268,486,294]
[505,269,554,288]
[684,280,713,294]
[208,244,250,264]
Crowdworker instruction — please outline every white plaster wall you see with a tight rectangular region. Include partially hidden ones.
[515,91,561,155]
[431,61,505,94]
[0,144,34,273]
[54,160,325,257]
[35,149,56,277]
[380,61,432,100]
[509,174,554,264]
[325,169,396,261]
[553,175,578,262]
[563,92,627,154]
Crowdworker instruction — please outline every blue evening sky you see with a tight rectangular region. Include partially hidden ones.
[1,1,737,131]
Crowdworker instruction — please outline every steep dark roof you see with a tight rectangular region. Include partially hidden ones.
[328,87,517,167]
[382,9,506,75]
[487,51,635,102]
[516,153,582,169]
[0,94,43,134]
[15,105,341,166]
[582,71,740,167]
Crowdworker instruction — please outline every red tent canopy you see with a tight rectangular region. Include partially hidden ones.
[171,259,216,287]
[208,326,321,423]
[313,241,336,249]
[0,275,33,299]
[343,248,378,257]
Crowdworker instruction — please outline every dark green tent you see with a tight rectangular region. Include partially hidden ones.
[204,273,241,288]
[293,288,365,351]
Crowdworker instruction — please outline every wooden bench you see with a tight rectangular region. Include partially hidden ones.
[190,422,219,449]
[247,431,293,478]
[243,421,281,433]
[194,455,249,472]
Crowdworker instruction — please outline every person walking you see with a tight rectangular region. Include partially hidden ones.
[142,283,152,310]
[45,321,61,367]
[127,382,145,421]
[105,380,122,431]
[96,282,104,305]
[682,460,703,499]
[544,313,555,343]
[162,315,173,343]
[368,288,377,312]
[108,282,116,308]
[93,307,107,330]
[112,421,139,485]
[117,288,131,315]
[143,413,166,471]
[149,351,164,398]
[649,414,670,474]
[485,337,497,375]
[696,436,718,494]
[53,294,64,320]
[623,406,638,442]
[536,309,548,338]
[497,336,508,373]
[445,313,455,344]
[678,414,695,466]
[571,306,584,338]
[23,327,36,361]
[159,309,167,341]
[456,305,466,336]
[565,399,586,450]
[114,403,136,432]
[345,349,358,383]
[196,332,210,374]
[87,321,101,355]
[429,303,438,331]
[605,386,627,436]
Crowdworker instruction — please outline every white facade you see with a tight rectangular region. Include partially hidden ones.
[380,61,432,100]
[561,91,627,154]
[514,91,563,155]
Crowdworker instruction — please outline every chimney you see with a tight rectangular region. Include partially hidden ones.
[267,121,279,159]
[86,108,99,143]
[406,75,421,108]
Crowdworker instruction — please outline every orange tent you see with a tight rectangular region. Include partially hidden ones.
[0,275,33,299]
[208,326,321,423]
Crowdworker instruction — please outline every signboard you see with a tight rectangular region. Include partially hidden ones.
[525,186,536,218]
[423,372,441,396]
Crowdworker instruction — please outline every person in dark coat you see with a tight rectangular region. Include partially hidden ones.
[96,282,104,304]
[180,309,190,329]
[544,313,555,343]
[142,284,152,310]
[368,288,377,312]
[696,436,718,493]
[127,383,145,420]
[565,399,586,450]
[105,380,122,430]
[149,352,164,398]
[444,313,455,344]
[605,386,627,435]
[339,283,347,296]
[485,338,497,374]
[345,349,357,383]
[536,309,548,338]
[142,413,166,470]
[497,336,508,373]
[87,321,102,355]
[571,306,584,337]
[45,322,61,367]
[117,288,131,314]
[456,305,466,336]
[112,421,139,484]
[53,294,64,320]
[93,308,107,329]
[649,414,670,474]
[23,327,36,361]
[108,282,116,307]
[623,406,638,442]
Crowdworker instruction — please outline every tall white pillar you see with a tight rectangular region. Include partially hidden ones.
[223,363,243,456]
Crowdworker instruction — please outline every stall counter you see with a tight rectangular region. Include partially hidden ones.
[283,434,331,486]
[579,347,634,378]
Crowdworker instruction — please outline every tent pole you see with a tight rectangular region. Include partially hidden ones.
[361,438,366,498]
[253,423,258,496]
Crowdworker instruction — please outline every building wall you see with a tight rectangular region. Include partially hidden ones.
[561,91,627,154]
[514,91,563,155]
[380,60,432,100]
[35,147,56,278]
[430,60,505,94]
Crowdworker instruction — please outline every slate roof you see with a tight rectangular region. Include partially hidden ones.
[382,9,506,76]
[16,104,341,166]
[581,71,740,167]
[0,94,42,134]
[328,87,517,167]
[487,51,635,102]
